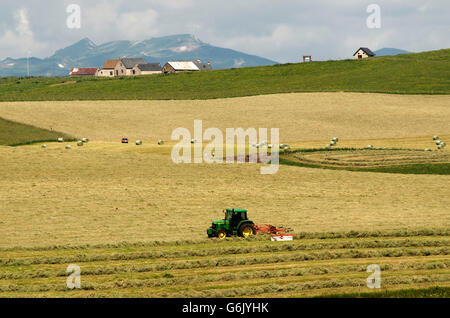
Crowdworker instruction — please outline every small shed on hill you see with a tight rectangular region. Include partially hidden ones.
[353,47,375,59]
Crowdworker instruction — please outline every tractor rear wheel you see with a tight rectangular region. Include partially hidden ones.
[239,223,256,238]
[216,229,227,239]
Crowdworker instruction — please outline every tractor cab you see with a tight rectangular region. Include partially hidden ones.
[207,208,256,239]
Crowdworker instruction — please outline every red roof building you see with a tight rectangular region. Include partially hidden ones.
[69,67,99,76]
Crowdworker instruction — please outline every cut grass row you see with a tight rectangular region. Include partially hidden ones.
[1,231,448,297]
[1,237,449,266]
[2,228,448,252]
[0,49,449,101]
[322,286,450,298]
[2,271,448,298]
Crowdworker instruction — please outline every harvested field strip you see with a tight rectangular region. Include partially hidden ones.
[1,232,448,297]
[1,263,448,293]
[1,258,447,288]
[0,246,448,281]
[291,149,450,167]
[253,283,450,298]
[2,228,449,252]
[1,237,448,266]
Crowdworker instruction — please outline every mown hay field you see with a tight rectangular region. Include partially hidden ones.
[0,232,449,297]
[1,141,449,249]
[0,93,449,142]
[0,92,449,297]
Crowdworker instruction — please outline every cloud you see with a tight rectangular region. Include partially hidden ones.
[0,8,46,59]
[117,9,159,40]
[0,1,449,62]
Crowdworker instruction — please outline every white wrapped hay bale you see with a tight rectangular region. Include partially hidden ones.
[136,140,142,146]
[57,137,64,143]
[330,140,336,146]
[332,137,339,142]
[158,139,164,145]
[77,141,83,147]
[81,138,88,143]
[325,144,331,149]
[366,145,373,149]
[41,144,47,149]
[65,145,72,150]
[433,136,439,141]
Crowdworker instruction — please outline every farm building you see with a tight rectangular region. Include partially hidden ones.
[193,59,212,71]
[132,63,162,75]
[97,59,127,77]
[162,60,212,73]
[353,47,376,59]
[121,58,147,75]
[69,67,99,77]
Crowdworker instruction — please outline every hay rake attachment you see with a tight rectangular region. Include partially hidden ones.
[254,224,293,235]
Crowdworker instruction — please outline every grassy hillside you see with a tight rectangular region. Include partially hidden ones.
[0,117,74,146]
[0,49,449,101]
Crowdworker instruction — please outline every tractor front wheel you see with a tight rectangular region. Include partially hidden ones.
[239,224,256,238]
[216,229,227,239]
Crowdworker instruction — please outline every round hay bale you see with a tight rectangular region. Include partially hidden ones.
[367,145,373,149]
[191,139,196,144]
[77,141,83,147]
[57,137,64,143]
[158,139,164,145]
[81,138,88,143]
[332,137,339,142]
[42,144,47,149]
[330,140,336,146]
[268,144,273,149]
[325,144,331,149]
[436,140,441,145]
[65,145,72,150]
[433,136,439,140]
[136,140,142,146]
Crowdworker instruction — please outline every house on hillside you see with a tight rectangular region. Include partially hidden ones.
[132,63,162,75]
[353,47,375,59]
[120,58,147,75]
[97,59,127,77]
[162,60,212,74]
[69,67,99,77]
[193,59,212,71]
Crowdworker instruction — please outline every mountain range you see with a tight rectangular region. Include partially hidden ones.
[373,48,411,56]
[0,34,278,77]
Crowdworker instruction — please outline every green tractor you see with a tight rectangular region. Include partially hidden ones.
[207,208,256,239]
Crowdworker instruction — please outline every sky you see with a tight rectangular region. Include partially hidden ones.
[0,0,449,62]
